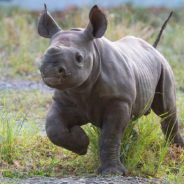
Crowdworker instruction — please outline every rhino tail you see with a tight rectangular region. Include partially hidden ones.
[153,11,173,48]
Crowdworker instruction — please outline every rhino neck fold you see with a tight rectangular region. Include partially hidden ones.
[71,39,101,94]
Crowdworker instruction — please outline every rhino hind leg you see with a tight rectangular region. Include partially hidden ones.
[160,116,184,147]
[152,97,184,148]
[151,67,184,148]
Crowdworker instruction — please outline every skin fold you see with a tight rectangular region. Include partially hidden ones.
[38,5,184,175]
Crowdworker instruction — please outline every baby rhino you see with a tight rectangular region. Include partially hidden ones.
[38,5,184,175]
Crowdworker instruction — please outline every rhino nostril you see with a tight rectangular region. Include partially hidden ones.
[58,67,65,74]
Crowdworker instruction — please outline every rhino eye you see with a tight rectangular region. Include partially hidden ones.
[75,52,83,64]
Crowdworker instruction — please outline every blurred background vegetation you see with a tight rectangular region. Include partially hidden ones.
[0,1,184,183]
[0,3,184,88]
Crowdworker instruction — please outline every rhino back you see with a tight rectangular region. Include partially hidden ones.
[116,36,172,116]
[97,36,168,117]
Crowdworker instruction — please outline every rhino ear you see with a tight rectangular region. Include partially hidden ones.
[38,4,61,38]
[85,5,107,39]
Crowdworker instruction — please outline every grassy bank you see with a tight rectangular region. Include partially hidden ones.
[0,5,184,184]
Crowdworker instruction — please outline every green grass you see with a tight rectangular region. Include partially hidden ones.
[0,101,183,182]
[84,114,184,184]
[0,5,184,184]
[0,90,51,122]
[0,91,184,181]
[0,111,98,178]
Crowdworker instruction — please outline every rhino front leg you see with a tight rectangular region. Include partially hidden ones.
[98,102,130,175]
[46,102,89,155]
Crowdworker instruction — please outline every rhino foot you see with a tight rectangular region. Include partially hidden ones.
[97,163,127,176]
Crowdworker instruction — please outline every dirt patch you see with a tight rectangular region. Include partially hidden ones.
[0,176,160,184]
[0,80,52,92]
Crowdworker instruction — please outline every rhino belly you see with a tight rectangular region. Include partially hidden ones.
[131,66,159,117]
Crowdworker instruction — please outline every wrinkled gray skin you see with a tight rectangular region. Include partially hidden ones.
[38,5,184,175]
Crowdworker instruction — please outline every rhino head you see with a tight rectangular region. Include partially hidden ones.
[38,4,107,90]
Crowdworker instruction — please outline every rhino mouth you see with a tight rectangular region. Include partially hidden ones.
[42,77,62,86]
[42,71,72,85]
